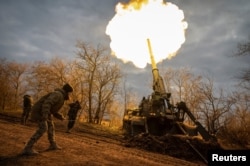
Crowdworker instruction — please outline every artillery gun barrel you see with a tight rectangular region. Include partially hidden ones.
[147,39,157,70]
[146,38,167,98]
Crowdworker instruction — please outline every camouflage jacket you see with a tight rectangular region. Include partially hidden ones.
[67,102,81,118]
[30,88,67,122]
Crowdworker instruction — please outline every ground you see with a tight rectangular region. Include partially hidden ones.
[0,113,206,166]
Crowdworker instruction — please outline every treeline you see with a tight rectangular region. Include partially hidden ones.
[0,41,123,126]
[163,67,249,148]
[0,40,249,148]
[161,40,250,148]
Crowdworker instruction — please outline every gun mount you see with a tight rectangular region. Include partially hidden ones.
[123,39,215,142]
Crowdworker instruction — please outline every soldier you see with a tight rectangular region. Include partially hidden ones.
[21,94,33,125]
[21,83,73,155]
[66,100,81,133]
[139,96,147,115]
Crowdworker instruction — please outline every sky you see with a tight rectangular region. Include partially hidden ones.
[1,0,250,98]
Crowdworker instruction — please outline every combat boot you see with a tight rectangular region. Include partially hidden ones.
[21,147,39,155]
[22,139,39,155]
[47,142,62,150]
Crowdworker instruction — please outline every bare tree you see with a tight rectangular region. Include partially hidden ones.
[7,62,28,110]
[49,57,70,84]
[163,67,204,122]
[217,40,250,147]
[27,61,54,99]
[26,58,71,100]
[173,67,192,102]
[0,58,11,111]
[123,86,140,111]
[198,77,234,134]
[76,41,100,123]
[235,39,250,90]
[94,60,122,124]
[0,59,30,111]
[236,40,250,57]
[117,75,141,121]
[76,41,122,123]
[163,67,173,92]
[220,91,250,148]
[67,60,87,102]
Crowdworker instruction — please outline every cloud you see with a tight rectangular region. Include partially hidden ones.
[0,0,249,96]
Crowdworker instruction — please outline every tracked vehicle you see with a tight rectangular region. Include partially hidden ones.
[123,39,214,142]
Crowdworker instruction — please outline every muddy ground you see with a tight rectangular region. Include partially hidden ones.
[0,114,210,166]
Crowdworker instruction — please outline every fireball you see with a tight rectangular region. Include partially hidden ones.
[106,0,187,68]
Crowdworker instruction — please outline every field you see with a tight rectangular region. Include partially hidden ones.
[0,113,207,166]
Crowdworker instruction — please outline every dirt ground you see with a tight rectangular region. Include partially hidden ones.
[0,115,206,166]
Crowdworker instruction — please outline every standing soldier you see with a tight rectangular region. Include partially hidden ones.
[21,94,33,125]
[66,100,81,133]
[21,83,73,155]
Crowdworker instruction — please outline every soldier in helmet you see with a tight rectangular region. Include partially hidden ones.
[21,94,33,125]
[66,100,82,133]
[22,83,73,155]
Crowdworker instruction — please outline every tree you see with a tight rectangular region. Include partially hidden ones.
[220,91,250,148]
[0,58,11,111]
[94,60,122,124]
[27,61,54,99]
[163,67,204,122]
[76,41,122,123]
[122,77,140,111]
[76,41,100,123]
[218,39,250,148]
[163,67,235,133]
[67,60,88,106]
[235,39,250,90]
[27,58,71,100]
[0,59,28,111]
[7,61,28,110]
[198,77,234,134]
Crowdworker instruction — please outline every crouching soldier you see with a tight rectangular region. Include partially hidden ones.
[21,83,73,155]
[66,100,81,133]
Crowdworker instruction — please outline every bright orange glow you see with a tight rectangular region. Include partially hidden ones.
[106,0,188,68]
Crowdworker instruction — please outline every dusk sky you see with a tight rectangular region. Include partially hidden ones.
[1,0,250,97]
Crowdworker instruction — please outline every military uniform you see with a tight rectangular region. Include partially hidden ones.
[22,84,73,155]
[21,95,33,125]
[66,101,81,133]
